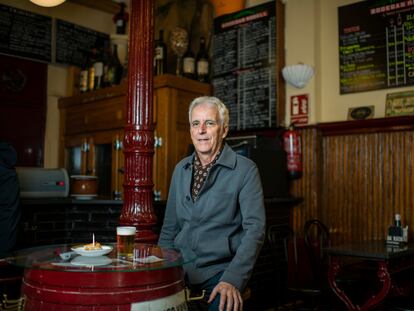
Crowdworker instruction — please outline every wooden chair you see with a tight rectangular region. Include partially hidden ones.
[266,224,295,309]
[1,294,25,311]
[272,219,333,311]
[284,234,325,310]
[303,219,331,286]
[0,260,23,305]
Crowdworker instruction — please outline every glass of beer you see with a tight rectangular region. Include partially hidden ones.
[116,226,136,258]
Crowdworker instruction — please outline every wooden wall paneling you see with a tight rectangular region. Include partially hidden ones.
[290,127,321,234]
[292,118,414,246]
[404,132,414,234]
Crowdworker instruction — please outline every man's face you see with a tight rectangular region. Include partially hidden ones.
[190,103,228,159]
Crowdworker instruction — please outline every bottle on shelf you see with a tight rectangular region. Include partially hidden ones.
[395,214,401,227]
[87,48,97,91]
[113,2,129,35]
[102,42,111,88]
[121,47,128,82]
[108,44,123,85]
[182,41,195,79]
[93,48,104,90]
[154,30,168,76]
[79,53,89,93]
[196,36,210,83]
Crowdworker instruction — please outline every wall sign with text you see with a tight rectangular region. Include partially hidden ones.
[212,1,278,130]
[339,0,414,94]
[0,4,52,63]
[56,19,110,67]
[290,94,309,125]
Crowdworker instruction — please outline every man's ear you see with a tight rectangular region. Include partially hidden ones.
[222,125,229,138]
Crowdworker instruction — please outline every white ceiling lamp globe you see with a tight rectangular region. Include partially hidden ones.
[30,0,66,7]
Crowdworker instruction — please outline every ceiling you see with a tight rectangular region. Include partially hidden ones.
[67,0,120,14]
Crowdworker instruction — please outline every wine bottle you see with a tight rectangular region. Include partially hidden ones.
[196,37,210,83]
[395,214,401,227]
[93,48,104,90]
[79,53,89,93]
[108,45,123,85]
[102,42,111,88]
[154,30,167,76]
[88,48,96,91]
[183,42,195,79]
[113,3,129,35]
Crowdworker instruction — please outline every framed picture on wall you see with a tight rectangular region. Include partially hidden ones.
[385,91,414,117]
[0,54,47,167]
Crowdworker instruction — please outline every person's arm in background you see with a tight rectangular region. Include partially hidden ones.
[0,141,21,257]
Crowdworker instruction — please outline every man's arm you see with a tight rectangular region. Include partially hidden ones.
[220,163,266,290]
[158,169,179,248]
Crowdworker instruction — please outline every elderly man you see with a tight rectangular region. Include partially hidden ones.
[158,96,265,311]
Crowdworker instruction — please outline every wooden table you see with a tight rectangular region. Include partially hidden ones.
[325,240,414,311]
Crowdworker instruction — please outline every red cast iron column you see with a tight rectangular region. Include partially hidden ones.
[120,0,157,243]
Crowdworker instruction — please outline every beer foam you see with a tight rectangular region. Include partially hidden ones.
[117,226,136,235]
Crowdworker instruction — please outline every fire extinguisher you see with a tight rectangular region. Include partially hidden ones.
[283,123,302,179]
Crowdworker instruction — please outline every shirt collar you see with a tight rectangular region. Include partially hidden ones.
[184,143,236,170]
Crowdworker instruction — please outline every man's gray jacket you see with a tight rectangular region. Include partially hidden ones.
[158,143,266,291]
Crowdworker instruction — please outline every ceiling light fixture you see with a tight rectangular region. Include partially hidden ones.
[30,0,66,7]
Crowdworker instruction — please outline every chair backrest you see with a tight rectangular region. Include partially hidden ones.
[284,234,314,289]
[303,219,331,284]
[267,224,315,289]
[267,224,293,253]
[267,224,294,267]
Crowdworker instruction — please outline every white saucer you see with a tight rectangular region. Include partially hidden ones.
[71,256,112,267]
[70,194,97,200]
[71,245,113,257]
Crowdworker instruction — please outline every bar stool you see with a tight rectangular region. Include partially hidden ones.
[0,260,23,301]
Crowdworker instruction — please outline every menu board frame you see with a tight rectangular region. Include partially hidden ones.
[338,0,414,94]
[212,1,285,130]
[0,4,52,63]
[55,19,110,67]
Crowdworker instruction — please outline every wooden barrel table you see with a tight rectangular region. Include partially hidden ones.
[9,243,191,310]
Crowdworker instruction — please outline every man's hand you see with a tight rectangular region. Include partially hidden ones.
[207,281,243,311]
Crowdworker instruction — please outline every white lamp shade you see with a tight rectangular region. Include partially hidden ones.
[282,64,314,89]
[30,0,66,7]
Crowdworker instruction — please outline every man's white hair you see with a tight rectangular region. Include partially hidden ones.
[188,96,229,127]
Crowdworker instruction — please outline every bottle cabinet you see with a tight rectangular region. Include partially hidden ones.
[59,74,211,200]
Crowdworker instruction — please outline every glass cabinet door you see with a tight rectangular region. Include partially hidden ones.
[65,136,90,176]
[111,132,124,200]
[93,142,112,198]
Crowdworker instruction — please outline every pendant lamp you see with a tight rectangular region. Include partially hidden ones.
[30,0,66,7]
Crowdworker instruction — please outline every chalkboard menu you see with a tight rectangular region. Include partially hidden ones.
[339,0,414,94]
[212,2,277,130]
[56,19,110,67]
[0,4,51,62]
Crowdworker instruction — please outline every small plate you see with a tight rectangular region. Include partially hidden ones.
[71,256,112,267]
[71,245,113,257]
[70,194,97,200]
[70,175,98,180]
